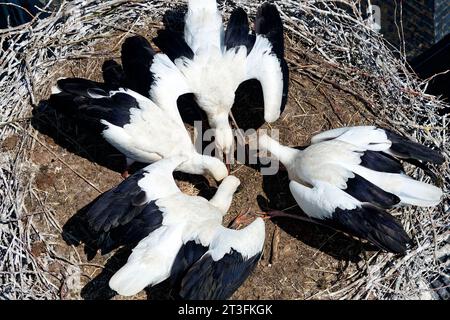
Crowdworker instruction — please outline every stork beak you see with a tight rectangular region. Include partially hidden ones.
[256,210,306,220]
[254,211,272,220]
[229,208,255,229]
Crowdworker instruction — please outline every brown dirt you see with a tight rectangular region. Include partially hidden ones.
[23,25,379,300]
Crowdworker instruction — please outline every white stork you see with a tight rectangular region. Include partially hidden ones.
[85,157,265,299]
[257,126,444,253]
[47,36,227,181]
[153,0,288,159]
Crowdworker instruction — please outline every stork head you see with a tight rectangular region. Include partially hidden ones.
[180,153,228,181]
[203,155,229,181]
[209,176,240,214]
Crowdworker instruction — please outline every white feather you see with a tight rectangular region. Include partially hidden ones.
[207,218,266,261]
[208,176,241,214]
[149,54,191,126]
[311,126,391,152]
[347,164,443,207]
[184,0,224,54]
[137,156,187,200]
[109,225,184,296]
[289,180,360,219]
[51,85,61,94]
[245,36,284,123]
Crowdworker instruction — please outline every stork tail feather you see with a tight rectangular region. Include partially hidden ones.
[333,204,412,254]
[385,129,445,165]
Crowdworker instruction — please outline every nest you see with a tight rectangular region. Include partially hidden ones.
[0,0,448,300]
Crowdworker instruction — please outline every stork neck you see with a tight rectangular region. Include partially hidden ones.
[258,134,299,166]
[209,176,240,215]
[186,153,228,181]
[209,112,230,129]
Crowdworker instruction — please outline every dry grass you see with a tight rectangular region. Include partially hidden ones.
[0,0,448,300]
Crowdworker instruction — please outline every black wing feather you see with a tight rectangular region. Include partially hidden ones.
[280,59,289,114]
[153,29,194,62]
[121,35,155,97]
[345,173,401,209]
[385,129,445,164]
[48,79,139,129]
[179,250,261,300]
[224,7,256,53]
[360,150,404,174]
[254,3,289,114]
[332,204,412,254]
[94,201,163,255]
[85,169,165,254]
[56,78,110,97]
[86,169,147,232]
[255,3,284,59]
[102,59,125,89]
[169,240,209,286]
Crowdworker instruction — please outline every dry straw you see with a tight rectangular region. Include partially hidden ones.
[0,0,448,299]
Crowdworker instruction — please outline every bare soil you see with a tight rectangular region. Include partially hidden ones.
[22,25,380,300]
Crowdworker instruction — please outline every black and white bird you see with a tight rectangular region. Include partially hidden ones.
[47,62,227,181]
[257,126,444,253]
[153,0,288,156]
[85,156,265,299]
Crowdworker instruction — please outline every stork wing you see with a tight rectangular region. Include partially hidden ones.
[289,180,411,253]
[149,54,192,126]
[50,78,152,132]
[119,35,192,127]
[310,126,390,150]
[86,157,185,235]
[108,221,210,297]
[120,35,156,97]
[153,29,195,62]
[244,3,288,123]
[244,36,286,123]
[310,126,444,164]
[179,219,265,300]
[224,7,256,53]
[289,180,360,220]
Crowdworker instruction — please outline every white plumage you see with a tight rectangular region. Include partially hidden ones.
[184,0,224,54]
[148,53,191,127]
[50,81,228,181]
[258,126,444,253]
[153,0,288,154]
[85,157,264,299]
